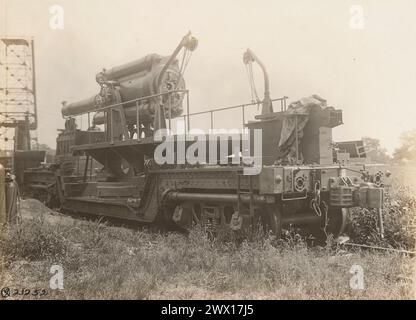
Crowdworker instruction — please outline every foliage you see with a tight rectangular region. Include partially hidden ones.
[393,130,416,163]
[33,143,53,151]
[346,172,416,250]
[362,136,392,163]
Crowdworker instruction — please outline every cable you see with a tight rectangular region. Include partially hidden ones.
[340,242,415,256]
[245,61,261,105]
[245,64,255,103]
[174,48,193,91]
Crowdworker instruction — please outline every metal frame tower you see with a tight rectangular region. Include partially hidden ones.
[0,38,38,154]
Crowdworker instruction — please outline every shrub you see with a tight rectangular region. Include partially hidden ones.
[347,185,416,250]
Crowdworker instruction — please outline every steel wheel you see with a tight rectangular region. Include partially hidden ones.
[168,202,200,232]
[326,207,349,237]
[310,207,348,241]
[261,204,282,238]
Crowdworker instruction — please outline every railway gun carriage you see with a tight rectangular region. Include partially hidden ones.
[23,32,390,240]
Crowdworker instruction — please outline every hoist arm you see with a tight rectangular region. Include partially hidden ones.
[157,31,198,89]
[243,48,273,115]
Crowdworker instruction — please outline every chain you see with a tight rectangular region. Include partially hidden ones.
[310,181,322,216]
[321,200,329,236]
[310,181,329,235]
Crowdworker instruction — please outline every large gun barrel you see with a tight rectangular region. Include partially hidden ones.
[61,54,185,123]
[62,32,198,127]
[96,53,160,82]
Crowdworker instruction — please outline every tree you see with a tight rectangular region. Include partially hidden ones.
[33,142,55,163]
[393,130,416,163]
[34,143,53,151]
[362,136,391,163]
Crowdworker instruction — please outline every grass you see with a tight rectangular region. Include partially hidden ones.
[0,199,414,299]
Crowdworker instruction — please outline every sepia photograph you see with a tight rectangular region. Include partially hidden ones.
[0,0,415,306]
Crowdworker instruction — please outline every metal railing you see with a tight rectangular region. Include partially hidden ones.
[66,90,289,144]
[67,89,189,143]
[183,96,288,131]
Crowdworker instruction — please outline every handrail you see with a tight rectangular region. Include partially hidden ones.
[69,89,289,143]
[185,97,288,118]
[182,96,288,130]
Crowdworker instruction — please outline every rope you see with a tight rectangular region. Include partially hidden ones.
[174,48,192,91]
[245,64,255,103]
[178,47,187,76]
[340,242,415,256]
[184,50,193,71]
[248,63,260,103]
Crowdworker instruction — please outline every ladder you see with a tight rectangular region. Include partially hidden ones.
[236,172,254,217]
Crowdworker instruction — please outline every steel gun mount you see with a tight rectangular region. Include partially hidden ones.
[62,32,198,140]
[21,35,391,242]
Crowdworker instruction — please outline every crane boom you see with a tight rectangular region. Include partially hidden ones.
[243,48,273,115]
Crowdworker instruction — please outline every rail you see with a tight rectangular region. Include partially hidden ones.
[183,96,288,131]
[66,90,288,143]
[66,89,189,143]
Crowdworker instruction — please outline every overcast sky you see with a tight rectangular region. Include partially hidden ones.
[1,0,415,153]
